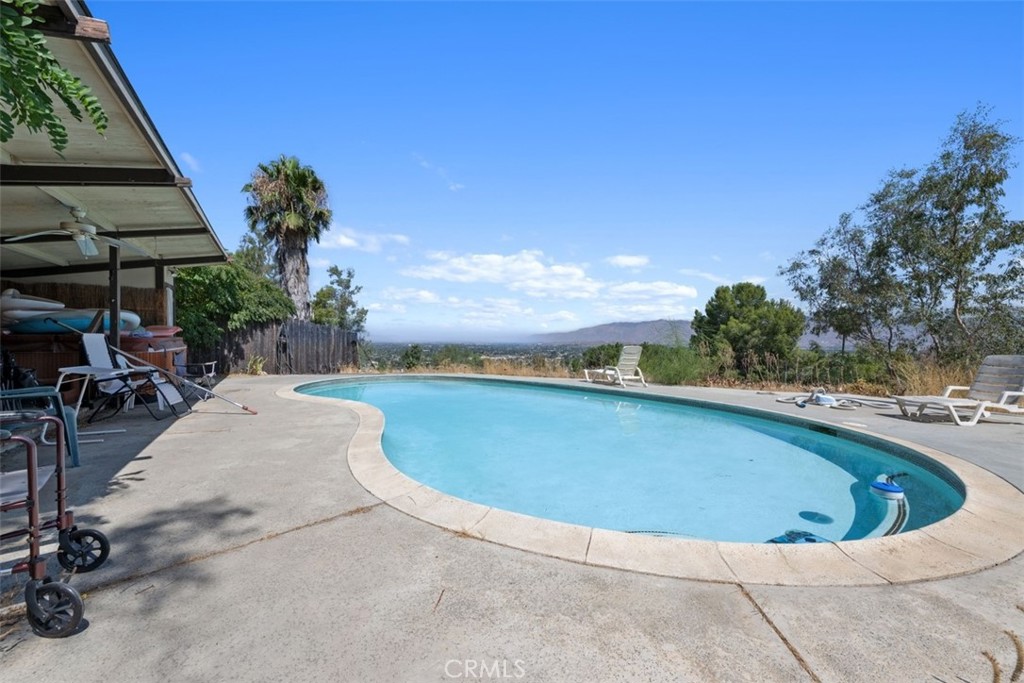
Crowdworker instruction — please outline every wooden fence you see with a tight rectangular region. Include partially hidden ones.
[206,320,359,375]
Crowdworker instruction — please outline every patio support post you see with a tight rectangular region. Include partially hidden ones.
[108,245,121,350]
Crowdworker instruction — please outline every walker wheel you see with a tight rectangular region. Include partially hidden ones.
[26,582,84,638]
[57,528,110,573]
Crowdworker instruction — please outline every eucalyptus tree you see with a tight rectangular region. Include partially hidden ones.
[782,106,1023,361]
[780,212,907,354]
[243,155,332,320]
[868,106,1022,358]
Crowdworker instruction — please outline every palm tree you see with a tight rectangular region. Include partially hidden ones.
[242,155,332,320]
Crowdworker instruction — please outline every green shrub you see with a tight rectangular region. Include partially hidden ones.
[579,343,713,386]
[175,263,295,351]
[399,344,423,370]
[245,355,266,375]
[580,344,623,370]
[434,344,483,369]
[637,344,711,385]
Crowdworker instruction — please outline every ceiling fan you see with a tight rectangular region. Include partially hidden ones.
[3,207,148,257]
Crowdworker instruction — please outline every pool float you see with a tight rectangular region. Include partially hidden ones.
[870,479,906,501]
[0,289,66,323]
[6,308,142,333]
[0,288,66,311]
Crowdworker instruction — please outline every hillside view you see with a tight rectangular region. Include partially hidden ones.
[529,319,844,349]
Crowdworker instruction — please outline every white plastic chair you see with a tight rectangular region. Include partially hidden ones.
[892,355,1024,426]
[584,345,648,387]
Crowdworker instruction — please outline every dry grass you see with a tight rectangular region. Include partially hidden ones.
[893,357,975,396]
[337,353,978,398]
[343,360,575,379]
[339,366,896,397]
[481,358,572,377]
[674,373,896,397]
[831,378,893,397]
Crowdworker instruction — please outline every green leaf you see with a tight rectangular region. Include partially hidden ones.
[0,0,106,149]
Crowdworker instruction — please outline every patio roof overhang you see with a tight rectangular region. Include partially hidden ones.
[0,0,228,286]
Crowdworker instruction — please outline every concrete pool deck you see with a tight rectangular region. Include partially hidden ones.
[1,374,1022,681]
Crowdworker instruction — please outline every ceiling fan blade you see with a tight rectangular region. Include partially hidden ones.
[73,233,100,256]
[95,234,151,257]
[4,229,73,242]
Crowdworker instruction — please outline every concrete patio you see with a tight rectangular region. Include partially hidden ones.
[1,374,1022,682]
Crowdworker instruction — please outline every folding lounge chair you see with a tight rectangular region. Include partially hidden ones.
[174,359,218,401]
[892,355,1024,426]
[79,333,188,421]
[584,345,648,387]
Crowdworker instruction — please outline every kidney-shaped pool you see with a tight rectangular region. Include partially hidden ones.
[297,377,965,544]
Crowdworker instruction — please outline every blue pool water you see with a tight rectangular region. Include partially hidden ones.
[299,378,965,543]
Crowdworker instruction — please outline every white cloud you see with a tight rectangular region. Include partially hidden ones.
[366,302,407,314]
[445,297,532,315]
[382,252,710,331]
[380,287,441,304]
[330,233,358,249]
[599,302,694,320]
[679,268,768,288]
[606,281,698,300]
[678,268,732,286]
[592,281,698,322]
[179,152,201,173]
[424,296,536,329]
[605,254,649,269]
[309,257,332,268]
[539,310,578,323]
[412,153,465,192]
[759,251,776,262]
[402,250,602,299]
[323,226,410,253]
[374,290,551,329]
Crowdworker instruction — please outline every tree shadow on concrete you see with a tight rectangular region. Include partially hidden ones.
[1,493,258,645]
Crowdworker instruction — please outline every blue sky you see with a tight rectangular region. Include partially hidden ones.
[91,1,1022,342]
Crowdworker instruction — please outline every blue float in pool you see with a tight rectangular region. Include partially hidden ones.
[871,480,905,500]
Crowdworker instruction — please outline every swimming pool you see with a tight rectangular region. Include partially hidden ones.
[297,377,965,543]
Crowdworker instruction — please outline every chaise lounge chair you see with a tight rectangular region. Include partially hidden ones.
[78,333,188,421]
[584,345,648,387]
[891,354,1024,426]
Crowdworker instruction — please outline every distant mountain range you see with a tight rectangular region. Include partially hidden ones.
[529,319,693,345]
[529,319,844,350]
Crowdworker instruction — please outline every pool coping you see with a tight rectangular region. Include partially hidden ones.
[278,377,1024,587]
